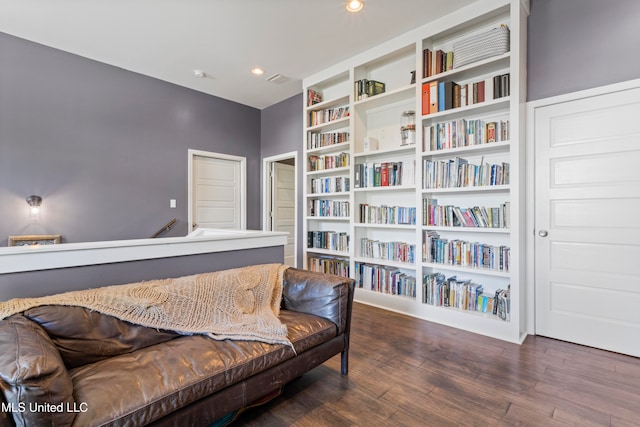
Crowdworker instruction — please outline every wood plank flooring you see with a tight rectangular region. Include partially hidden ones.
[235,303,640,426]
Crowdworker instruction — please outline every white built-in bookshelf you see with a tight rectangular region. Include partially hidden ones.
[303,0,528,343]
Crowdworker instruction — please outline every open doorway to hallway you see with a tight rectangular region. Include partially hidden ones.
[263,152,297,267]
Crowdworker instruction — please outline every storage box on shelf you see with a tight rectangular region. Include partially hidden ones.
[302,0,527,343]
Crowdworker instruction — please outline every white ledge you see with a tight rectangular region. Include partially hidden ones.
[0,229,288,274]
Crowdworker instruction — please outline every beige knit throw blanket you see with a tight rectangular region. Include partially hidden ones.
[0,263,291,346]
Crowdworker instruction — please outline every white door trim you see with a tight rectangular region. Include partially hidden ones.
[188,149,247,233]
[262,151,298,268]
[525,77,640,335]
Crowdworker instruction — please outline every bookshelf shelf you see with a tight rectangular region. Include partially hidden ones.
[421,262,510,278]
[307,141,351,155]
[306,191,350,198]
[355,223,416,230]
[422,52,511,85]
[353,257,415,270]
[421,97,510,122]
[421,225,510,234]
[305,166,350,176]
[303,0,527,343]
[423,140,511,157]
[422,184,510,194]
[305,216,350,221]
[306,248,350,257]
[306,116,350,132]
[354,84,416,111]
[306,94,350,112]
[354,144,416,159]
[354,185,417,193]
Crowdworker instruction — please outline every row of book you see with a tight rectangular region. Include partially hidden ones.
[307,152,349,172]
[423,198,510,229]
[307,199,350,218]
[425,119,510,152]
[359,204,417,226]
[423,272,510,320]
[354,160,416,188]
[360,238,416,264]
[354,79,385,101]
[307,88,323,107]
[423,231,510,272]
[307,231,349,252]
[421,73,510,116]
[422,157,510,189]
[308,105,350,127]
[355,262,416,298]
[307,131,349,150]
[307,255,350,278]
[310,176,350,194]
[422,48,454,78]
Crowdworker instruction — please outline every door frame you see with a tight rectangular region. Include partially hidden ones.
[187,149,247,233]
[525,77,640,335]
[262,151,298,268]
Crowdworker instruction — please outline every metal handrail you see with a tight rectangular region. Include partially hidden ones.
[150,218,177,238]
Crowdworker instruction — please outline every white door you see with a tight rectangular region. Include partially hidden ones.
[271,162,296,267]
[534,86,640,357]
[190,151,246,231]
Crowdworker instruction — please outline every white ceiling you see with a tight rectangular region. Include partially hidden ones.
[0,0,477,109]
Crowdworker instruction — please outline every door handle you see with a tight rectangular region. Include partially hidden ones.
[538,230,548,237]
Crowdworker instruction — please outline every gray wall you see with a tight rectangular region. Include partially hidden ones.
[528,0,640,101]
[0,32,261,245]
[260,93,304,267]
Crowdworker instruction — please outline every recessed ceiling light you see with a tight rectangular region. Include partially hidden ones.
[251,67,265,76]
[193,69,206,78]
[346,0,364,12]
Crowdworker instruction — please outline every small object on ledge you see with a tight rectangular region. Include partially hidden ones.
[8,234,61,247]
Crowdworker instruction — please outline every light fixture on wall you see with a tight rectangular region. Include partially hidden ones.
[26,195,42,219]
[346,0,364,12]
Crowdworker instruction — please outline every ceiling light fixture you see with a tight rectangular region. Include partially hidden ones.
[251,67,265,76]
[193,69,206,78]
[346,0,364,12]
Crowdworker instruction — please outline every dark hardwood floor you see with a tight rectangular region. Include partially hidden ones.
[235,302,640,426]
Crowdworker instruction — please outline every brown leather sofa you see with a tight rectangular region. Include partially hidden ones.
[0,268,355,427]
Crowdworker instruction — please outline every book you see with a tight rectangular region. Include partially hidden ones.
[307,89,322,107]
[380,163,389,186]
[422,83,430,116]
[429,81,439,113]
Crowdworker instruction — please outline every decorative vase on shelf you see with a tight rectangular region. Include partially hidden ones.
[400,110,416,146]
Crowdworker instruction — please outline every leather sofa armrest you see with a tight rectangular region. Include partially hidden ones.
[282,268,355,335]
[0,315,76,427]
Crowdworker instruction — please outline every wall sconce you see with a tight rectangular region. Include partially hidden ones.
[26,195,42,219]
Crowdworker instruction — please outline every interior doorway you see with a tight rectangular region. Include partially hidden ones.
[188,149,247,233]
[263,152,297,267]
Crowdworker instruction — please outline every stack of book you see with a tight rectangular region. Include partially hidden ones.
[354,79,386,100]
[355,262,416,298]
[421,73,510,116]
[423,231,510,272]
[423,273,510,320]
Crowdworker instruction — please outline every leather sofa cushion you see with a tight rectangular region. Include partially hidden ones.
[0,315,76,427]
[23,305,179,369]
[283,268,351,335]
[68,311,336,426]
